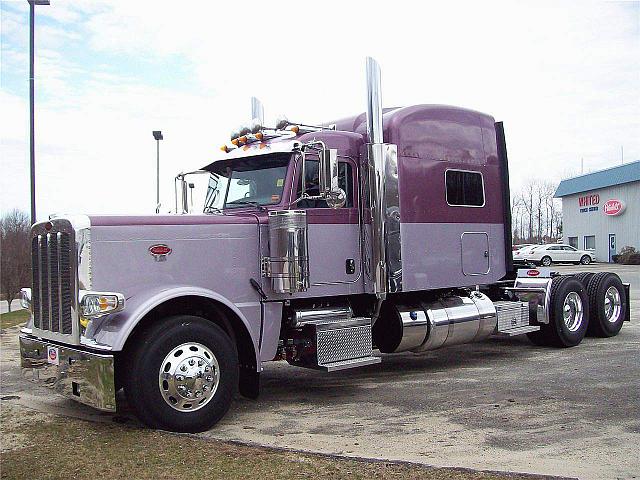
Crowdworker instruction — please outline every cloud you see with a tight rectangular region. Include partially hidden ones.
[1,0,638,219]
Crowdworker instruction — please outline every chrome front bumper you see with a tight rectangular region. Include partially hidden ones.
[19,335,116,412]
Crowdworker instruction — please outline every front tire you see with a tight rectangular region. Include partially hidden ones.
[580,255,592,265]
[124,315,238,432]
[527,276,589,347]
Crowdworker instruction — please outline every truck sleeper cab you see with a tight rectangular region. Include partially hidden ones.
[19,58,631,432]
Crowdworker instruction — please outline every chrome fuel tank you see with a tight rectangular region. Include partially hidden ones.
[374,292,497,353]
[265,210,310,294]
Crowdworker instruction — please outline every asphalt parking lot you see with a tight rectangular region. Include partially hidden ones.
[2,264,638,480]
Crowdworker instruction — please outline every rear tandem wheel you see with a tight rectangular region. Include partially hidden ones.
[527,276,589,348]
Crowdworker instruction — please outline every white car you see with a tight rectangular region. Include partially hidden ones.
[513,244,596,266]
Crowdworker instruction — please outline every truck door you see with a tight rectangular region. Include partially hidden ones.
[461,232,490,275]
[294,158,361,285]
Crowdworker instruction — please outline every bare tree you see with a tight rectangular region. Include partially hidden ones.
[511,180,562,244]
[0,210,31,312]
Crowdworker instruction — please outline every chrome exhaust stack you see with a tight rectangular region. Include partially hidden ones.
[365,57,402,296]
[366,57,383,144]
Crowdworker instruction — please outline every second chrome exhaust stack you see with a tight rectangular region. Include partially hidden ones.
[366,57,383,145]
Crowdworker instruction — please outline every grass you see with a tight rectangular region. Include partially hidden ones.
[0,404,538,480]
[0,309,29,330]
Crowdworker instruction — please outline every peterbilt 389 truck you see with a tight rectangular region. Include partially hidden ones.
[19,58,630,433]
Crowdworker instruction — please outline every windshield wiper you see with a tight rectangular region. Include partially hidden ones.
[203,206,222,214]
[225,200,267,212]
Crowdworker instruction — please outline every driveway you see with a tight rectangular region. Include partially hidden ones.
[2,264,638,480]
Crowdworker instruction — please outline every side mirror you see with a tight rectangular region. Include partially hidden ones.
[319,148,341,207]
[326,188,346,209]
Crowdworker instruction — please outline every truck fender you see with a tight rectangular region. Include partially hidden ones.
[92,285,261,370]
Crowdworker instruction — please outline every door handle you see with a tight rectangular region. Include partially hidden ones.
[484,250,489,258]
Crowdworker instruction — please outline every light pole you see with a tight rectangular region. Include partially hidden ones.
[28,0,50,225]
[153,130,163,213]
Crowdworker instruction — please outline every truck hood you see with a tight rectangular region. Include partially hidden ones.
[89,214,259,227]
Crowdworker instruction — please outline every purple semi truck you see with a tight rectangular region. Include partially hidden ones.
[18,58,630,432]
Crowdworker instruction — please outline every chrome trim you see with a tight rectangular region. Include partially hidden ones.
[158,342,220,412]
[265,210,310,294]
[78,290,125,318]
[604,286,622,324]
[365,57,383,144]
[386,293,498,353]
[291,306,353,327]
[20,288,32,310]
[19,334,116,412]
[444,169,486,208]
[563,291,584,332]
[31,215,91,345]
[507,276,553,325]
[364,58,402,294]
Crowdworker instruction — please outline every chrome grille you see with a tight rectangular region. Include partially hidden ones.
[32,228,74,335]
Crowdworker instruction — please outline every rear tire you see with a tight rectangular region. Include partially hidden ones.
[124,315,238,432]
[573,272,594,287]
[580,255,592,265]
[527,276,589,347]
[541,256,552,267]
[586,272,627,337]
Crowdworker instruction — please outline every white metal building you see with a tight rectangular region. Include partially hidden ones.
[555,160,640,263]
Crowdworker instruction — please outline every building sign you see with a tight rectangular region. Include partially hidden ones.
[578,193,599,213]
[603,199,625,216]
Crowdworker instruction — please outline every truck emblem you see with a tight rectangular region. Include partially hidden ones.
[149,244,172,261]
[527,269,540,277]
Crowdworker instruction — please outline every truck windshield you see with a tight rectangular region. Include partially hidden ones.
[204,154,289,212]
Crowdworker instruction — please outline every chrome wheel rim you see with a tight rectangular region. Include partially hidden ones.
[158,342,220,412]
[604,286,622,324]
[563,292,584,332]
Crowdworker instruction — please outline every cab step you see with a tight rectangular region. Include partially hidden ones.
[288,317,381,371]
[495,325,540,337]
[316,356,381,372]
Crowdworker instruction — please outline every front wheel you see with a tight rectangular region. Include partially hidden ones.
[580,255,592,265]
[124,315,238,432]
[541,256,552,267]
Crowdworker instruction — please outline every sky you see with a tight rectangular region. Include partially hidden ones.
[1,0,638,220]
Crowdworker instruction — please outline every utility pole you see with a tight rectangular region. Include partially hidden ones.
[28,0,50,225]
[153,131,163,213]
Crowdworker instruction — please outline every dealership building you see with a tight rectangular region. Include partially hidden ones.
[554,160,639,263]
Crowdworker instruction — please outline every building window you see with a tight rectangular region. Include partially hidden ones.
[568,237,578,248]
[445,170,485,207]
[584,235,595,250]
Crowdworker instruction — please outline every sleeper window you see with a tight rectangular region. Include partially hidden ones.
[445,170,485,207]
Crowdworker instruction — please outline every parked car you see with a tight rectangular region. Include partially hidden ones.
[514,244,595,266]
[512,243,537,251]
